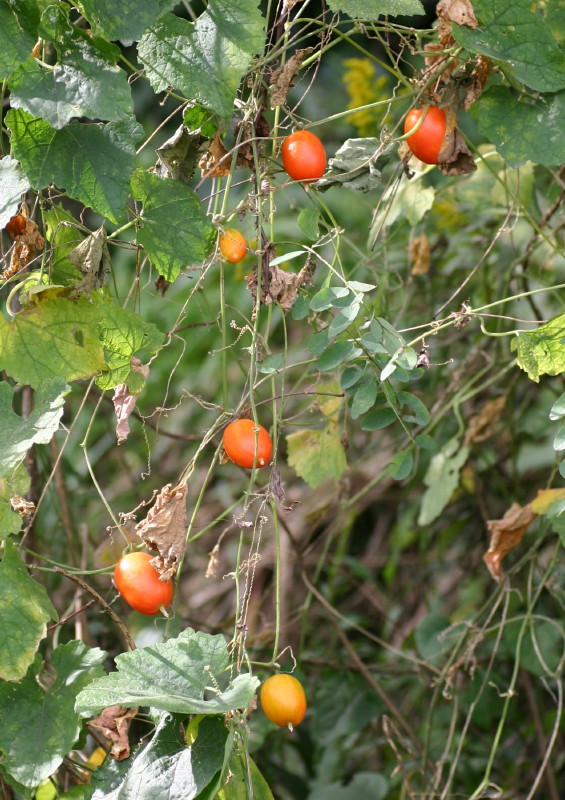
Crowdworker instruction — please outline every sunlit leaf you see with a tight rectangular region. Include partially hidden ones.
[286,421,348,487]
[511,314,565,382]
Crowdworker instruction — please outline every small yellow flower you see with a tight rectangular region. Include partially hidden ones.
[342,58,390,136]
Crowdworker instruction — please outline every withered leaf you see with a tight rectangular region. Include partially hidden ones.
[155,124,209,183]
[113,361,149,444]
[464,396,505,446]
[245,254,316,312]
[68,226,111,297]
[484,502,535,581]
[436,0,478,28]
[235,116,271,170]
[135,482,188,578]
[199,132,231,178]
[2,210,45,281]
[438,108,476,175]
[270,49,313,108]
[410,234,431,276]
[89,705,137,761]
[10,494,35,517]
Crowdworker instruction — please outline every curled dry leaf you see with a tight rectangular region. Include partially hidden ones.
[270,48,313,108]
[68,226,111,297]
[2,207,45,281]
[113,360,149,444]
[245,253,316,312]
[135,481,188,579]
[436,0,478,28]
[199,132,231,178]
[409,234,431,276]
[464,396,506,446]
[484,502,535,582]
[10,494,35,517]
[89,705,138,761]
[234,115,271,170]
[438,108,476,176]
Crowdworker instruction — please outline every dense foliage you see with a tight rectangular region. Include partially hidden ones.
[1,0,565,798]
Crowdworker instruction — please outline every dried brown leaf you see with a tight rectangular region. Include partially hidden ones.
[199,132,231,178]
[270,48,313,108]
[245,254,316,312]
[464,396,505,446]
[438,108,476,175]
[68,226,111,297]
[10,494,35,517]
[135,482,188,578]
[89,705,137,761]
[436,0,478,28]
[484,502,535,581]
[2,208,45,281]
[409,234,431,276]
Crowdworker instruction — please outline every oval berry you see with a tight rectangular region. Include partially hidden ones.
[404,105,447,165]
[114,551,173,615]
[219,229,248,263]
[281,130,326,183]
[222,418,273,469]
[260,674,307,728]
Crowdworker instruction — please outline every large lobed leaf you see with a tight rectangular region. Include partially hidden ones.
[78,0,177,43]
[0,378,67,477]
[452,0,565,93]
[9,4,132,129]
[138,0,266,117]
[0,0,39,79]
[75,628,260,717]
[0,155,30,230]
[131,170,216,282]
[327,0,424,18]
[473,87,565,168]
[7,109,142,224]
[0,640,105,788]
[0,539,58,682]
[91,713,230,800]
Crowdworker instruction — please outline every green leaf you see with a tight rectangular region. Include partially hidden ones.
[75,628,259,716]
[0,539,58,682]
[341,364,367,391]
[0,641,105,788]
[452,0,565,93]
[473,87,565,168]
[91,712,229,800]
[553,424,565,452]
[418,436,470,526]
[96,304,165,391]
[308,773,388,800]
[326,1,424,19]
[315,137,382,193]
[360,406,396,431]
[0,465,30,540]
[131,170,216,282]
[291,293,310,320]
[0,156,30,230]
[328,299,362,338]
[362,317,405,356]
[0,378,67,477]
[511,313,565,382]
[257,354,285,374]
[0,1,38,79]
[368,174,434,244]
[138,0,266,117]
[7,109,142,224]
[9,5,132,129]
[414,433,437,450]
[317,341,360,371]
[351,377,378,419]
[218,752,274,800]
[550,392,565,421]
[398,391,429,426]
[286,421,348,488]
[348,281,376,293]
[388,448,413,481]
[414,614,455,664]
[308,329,329,355]
[310,286,351,312]
[298,208,320,240]
[78,0,168,42]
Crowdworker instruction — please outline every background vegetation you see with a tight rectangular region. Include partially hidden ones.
[1,0,565,798]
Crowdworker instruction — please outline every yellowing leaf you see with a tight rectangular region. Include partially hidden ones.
[286,421,348,488]
[531,488,565,516]
[319,381,344,418]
